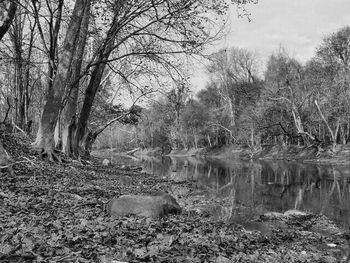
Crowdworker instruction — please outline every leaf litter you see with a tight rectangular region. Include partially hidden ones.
[1,132,350,262]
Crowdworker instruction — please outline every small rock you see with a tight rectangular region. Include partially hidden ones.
[102,159,110,166]
[120,175,132,185]
[215,255,231,263]
[327,243,337,248]
[105,192,181,218]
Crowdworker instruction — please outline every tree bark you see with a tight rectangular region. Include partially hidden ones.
[61,0,90,155]
[71,13,120,156]
[0,1,17,41]
[10,6,34,129]
[0,1,17,167]
[72,58,109,156]
[314,99,339,148]
[33,0,88,159]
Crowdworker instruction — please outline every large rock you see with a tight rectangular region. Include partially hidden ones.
[104,192,181,218]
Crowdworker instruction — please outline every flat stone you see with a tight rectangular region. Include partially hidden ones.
[105,192,181,219]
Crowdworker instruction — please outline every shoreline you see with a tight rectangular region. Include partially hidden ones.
[107,143,350,166]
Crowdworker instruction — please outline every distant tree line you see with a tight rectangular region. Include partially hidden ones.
[119,26,350,153]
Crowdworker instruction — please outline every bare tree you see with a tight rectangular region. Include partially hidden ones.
[206,47,260,139]
[265,49,315,145]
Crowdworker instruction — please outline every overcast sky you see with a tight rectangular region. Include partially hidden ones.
[191,0,350,91]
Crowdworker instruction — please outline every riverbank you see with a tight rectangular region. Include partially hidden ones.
[205,144,350,165]
[125,144,350,165]
[1,132,350,262]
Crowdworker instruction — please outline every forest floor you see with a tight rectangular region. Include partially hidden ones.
[1,132,350,262]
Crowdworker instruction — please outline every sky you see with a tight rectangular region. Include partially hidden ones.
[191,0,350,91]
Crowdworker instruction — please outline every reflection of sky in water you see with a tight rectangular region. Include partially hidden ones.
[97,152,350,229]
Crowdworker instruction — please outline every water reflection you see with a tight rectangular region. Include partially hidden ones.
[104,153,350,228]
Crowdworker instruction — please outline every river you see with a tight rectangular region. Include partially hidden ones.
[97,151,350,229]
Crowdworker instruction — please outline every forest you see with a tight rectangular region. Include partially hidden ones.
[1,0,348,159]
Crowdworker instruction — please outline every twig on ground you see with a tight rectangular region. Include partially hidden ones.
[11,121,30,138]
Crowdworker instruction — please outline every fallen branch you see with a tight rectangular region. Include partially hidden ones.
[20,156,37,166]
[11,121,30,138]
[0,159,38,169]
[126,147,140,156]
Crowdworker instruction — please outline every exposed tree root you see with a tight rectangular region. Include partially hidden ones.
[38,148,64,163]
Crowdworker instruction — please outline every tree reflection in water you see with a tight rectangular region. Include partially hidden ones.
[103,153,350,228]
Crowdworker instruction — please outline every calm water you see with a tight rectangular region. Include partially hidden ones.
[99,152,350,228]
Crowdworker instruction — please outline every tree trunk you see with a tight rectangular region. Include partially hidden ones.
[193,132,198,149]
[0,1,18,169]
[14,25,34,129]
[33,0,88,160]
[291,104,314,146]
[0,1,17,40]
[207,134,212,148]
[61,1,90,154]
[72,59,109,156]
[23,18,36,131]
[71,13,120,156]
[8,3,25,127]
[314,100,339,149]
[12,13,25,127]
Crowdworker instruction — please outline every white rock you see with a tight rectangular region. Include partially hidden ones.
[102,159,110,166]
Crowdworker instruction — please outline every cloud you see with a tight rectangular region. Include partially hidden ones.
[226,0,350,62]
